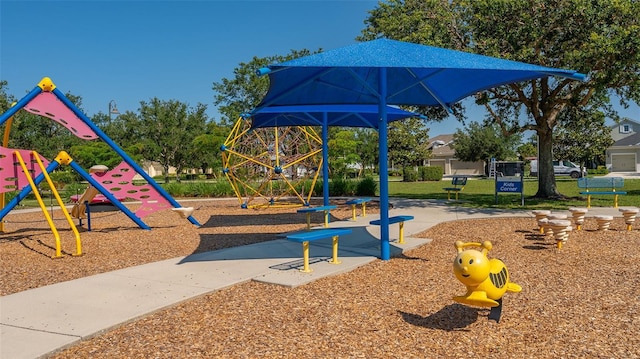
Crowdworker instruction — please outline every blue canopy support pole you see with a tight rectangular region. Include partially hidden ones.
[0,86,42,126]
[322,113,330,207]
[378,68,390,260]
[0,161,60,222]
[68,160,151,230]
[51,88,201,227]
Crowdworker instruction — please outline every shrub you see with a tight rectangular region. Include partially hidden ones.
[356,176,377,196]
[587,166,608,175]
[330,178,348,196]
[61,183,89,202]
[162,182,186,197]
[403,167,419,182]
[420,166,443,181]
[330,178,357,196]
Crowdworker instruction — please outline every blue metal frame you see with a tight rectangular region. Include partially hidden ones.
[68,160,150,230]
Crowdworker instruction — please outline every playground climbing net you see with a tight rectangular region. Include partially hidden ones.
[221,117,323,208]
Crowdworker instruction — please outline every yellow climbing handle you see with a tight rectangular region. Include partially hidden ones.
[32,151,82,256]
[13,151,63,258]
[454,240,492,254]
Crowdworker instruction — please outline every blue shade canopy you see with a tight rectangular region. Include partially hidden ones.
[254,38,586,261]
[249,104,423,129]
[256,38,586,111]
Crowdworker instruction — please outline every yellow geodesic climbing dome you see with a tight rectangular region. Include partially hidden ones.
[221,116,323,208]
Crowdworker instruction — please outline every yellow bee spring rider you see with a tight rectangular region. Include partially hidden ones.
[452,240,522,322]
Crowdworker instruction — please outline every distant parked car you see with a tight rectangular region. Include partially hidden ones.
[530,160,586,178]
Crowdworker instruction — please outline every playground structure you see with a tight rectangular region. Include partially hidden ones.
[0,77,200,257]
[221,114,323,208]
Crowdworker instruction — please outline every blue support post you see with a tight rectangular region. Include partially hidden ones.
[51,88,200,227]
[68,161,151,230]
[85,200,92,231]
[0,86,42,126]
[378,68,390,260]
[322,113,330,207]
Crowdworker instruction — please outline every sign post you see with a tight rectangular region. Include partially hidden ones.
[495,161,524,206]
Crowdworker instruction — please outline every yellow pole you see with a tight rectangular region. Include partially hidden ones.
[351,204,357,220]
[362,202,366,217]
[34,151,83,256]
[274,127,280,168]
[329,235,341,264]
[301,241,311,272]
[398,221,405,244]
[13,151,63,258]
[323,209,329,228]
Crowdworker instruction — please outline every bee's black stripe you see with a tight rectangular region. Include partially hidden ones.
[490,267,508,289]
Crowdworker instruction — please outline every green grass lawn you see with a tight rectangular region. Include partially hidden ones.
[6,176,640,212]
[385,177,640,210]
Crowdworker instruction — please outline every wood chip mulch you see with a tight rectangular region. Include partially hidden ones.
[2,199,639,358]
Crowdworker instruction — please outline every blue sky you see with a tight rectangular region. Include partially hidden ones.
[1,0,638,138]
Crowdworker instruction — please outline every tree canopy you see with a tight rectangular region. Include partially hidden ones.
[453,122,522,174]
[360,0,640,198]
[137,98,209,182]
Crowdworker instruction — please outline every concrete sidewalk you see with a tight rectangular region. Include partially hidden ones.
[0,199,624,359]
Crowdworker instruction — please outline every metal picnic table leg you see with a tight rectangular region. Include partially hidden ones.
[351,204,357,220]
[398,221,405,244]
[302,241,311,272]
[329,235,341,264]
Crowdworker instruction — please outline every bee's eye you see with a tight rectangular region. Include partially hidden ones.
[469,259,474,264]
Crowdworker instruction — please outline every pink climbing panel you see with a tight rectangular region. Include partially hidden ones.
[0,146,49,193]
[91,161,171,218]
[23,92,98,140]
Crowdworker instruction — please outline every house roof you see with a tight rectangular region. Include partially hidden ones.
[609,117,640,130]
[428,134,455,156]
[613,132,640,146]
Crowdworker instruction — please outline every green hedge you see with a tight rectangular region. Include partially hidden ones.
[420,166,443,181]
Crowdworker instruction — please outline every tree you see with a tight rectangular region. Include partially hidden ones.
[327,128,361,178]
[516,142,537,160]
[190,121,230,178]
[212,50,316,124]
[387,117,430,177]
[138,98,208,182]
[360,0,640,198]
[354,128,378,175]
[69,141,132,170]
[0,80,16,114]
[552,107,613,168]
[452,122,522,175]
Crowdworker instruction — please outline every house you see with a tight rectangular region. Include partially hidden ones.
[606,118,640,172]
[426,134,485,176]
